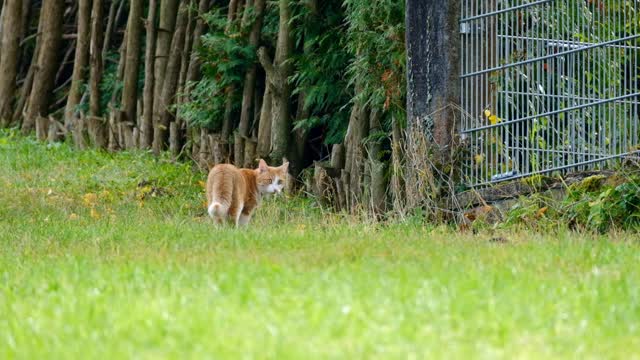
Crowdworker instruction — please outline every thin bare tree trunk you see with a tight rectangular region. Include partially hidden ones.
[185,0,210,86]
[0,3,5,57]
[120,0,143,149]
[66,0,91,147]
[152,0,179,119]
[341,80,369,211]
[177,0,195,105]
[390,113,405,213]
[12,9,40,127]
[0,0,24,126]
[256,84,272,158]
[237,0,265,138]
[289,0,317,176]
[220,0,243,155]
[88,0,107,148]
[234,131,244,166]
[110,29,127,106]
[102,0,123,61]
[153,1,187,155]
[367,109,386,214]
[257,0,293,165]
[22,0,64,138]
[140,0,158,148]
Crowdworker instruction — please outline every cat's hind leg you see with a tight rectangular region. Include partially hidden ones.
[208,201,229,227]
[229,203,244,228]
[238,214,251,227]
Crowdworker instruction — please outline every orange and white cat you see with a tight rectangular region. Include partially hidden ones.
[206,159,288,227]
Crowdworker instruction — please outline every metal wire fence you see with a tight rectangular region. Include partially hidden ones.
[460,0,640,186]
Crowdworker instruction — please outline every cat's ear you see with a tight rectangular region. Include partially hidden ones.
[258,159,268,173]
[280,161,289,173]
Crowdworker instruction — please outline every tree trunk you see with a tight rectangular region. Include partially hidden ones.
[219,0,244,153]
[0,3,5,56]
[288,0,317,177]
[225,0,239,32]
[88,0,107,148]
[256,0,292,165]
[110,31,127,107]
[184,0,210,87]
[234,131,244,166]
[406,0,460,153]
[12,47,36,126]
[0,0,23,127]
[243,138,257,168]
[152,0,180,119]
[237,0,265,138]
[367,109,386,215]
[341,80,369,211]
[390,113,405,213]
[22,0,64,138]
[177,0,195,105]
[121,0,144,149]
[256,84,272,158]
[174,0,195,155]
[65,0,91,147]
[140,0,157,148]
[102,0,120,61]
[152,1,187,155]
[15,0,30,79]
[12,5,40,127]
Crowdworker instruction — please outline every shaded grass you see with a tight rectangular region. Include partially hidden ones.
[1,130,640,359]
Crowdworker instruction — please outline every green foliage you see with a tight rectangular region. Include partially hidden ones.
[180,8,256,129]
[182,0,407,148]
[565,175,640,232]
[502,172,640,233]
[344,0,406,114]
[290,0,352,145]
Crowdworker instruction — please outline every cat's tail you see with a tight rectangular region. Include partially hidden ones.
[207,201,229,218]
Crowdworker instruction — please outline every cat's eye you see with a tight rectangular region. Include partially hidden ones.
[266,179,272,184]
[277,180,283,185]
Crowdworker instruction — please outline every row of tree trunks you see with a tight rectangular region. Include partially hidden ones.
[1,0,321,177]
[0,0,303,176]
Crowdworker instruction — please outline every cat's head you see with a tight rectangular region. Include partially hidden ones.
[255,159,289,195]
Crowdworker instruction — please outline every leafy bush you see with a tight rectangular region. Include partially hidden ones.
[502,172,640,232]
[180,8,256,129]
[565,176,640,232]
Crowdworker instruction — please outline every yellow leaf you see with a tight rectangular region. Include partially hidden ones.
[474,154,485,164]
[69,213,79,220]
[484,109,491,118]
[90,208,100,220]
[83,193,98,207]
[198,180,206,189]
[536,206,549,218]
[489,115,501,125]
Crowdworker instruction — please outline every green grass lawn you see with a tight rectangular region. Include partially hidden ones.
[1,131,639,359]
